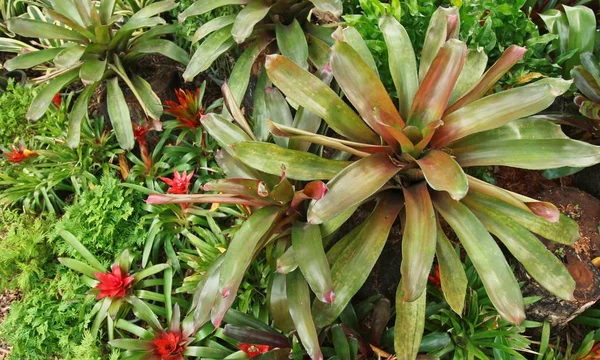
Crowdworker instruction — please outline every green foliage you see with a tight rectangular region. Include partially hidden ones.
[0,271,97,359]
[0,79,64,146]
[171,2,239,50]
[54,176,147,264]
[0,209,54,291]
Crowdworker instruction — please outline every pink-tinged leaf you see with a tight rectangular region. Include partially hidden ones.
[415,149,468,200]
[215,149,262,180]
[408,39,466,130]
[202,178,273,200]
[572,65,600,102]
[466,175,531,213]
[287,270,323,360]
[276,247,298,274]
[432,191,525,325]
[432,78,572,147]
[464,190,579,245]
[401,182,437,301]
[449,48,488,105]
[394,284,425,359]
[268,273,295,332]
[379,15,418,120]
[292,222,335,303]
[465,199,575,301]
[575,95,600,120]
[526,202,560,223]
[418,7,460,82]
[219,206,280,298]
[268,121,390,157]
[445,45,527,116]
[435,222,467,315]
[265,86,293,148]
[307,152,402,224]
[265,54,379,144]
[202,113,252,156]
[313,194,404,327]
[414,120,443,154]
[222,82,257,140]
[330,38,404,150]
[146,193,273,207]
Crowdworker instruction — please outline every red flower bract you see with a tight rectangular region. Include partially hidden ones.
[94,264,134,300]
[133,122,150,144]
[52,93,61,107]
[3,144,37,163]
[159,170,194,195]
[152,331,185,360]
[428,264,441,289]
[239,344,270,358]
[165,88,204,128]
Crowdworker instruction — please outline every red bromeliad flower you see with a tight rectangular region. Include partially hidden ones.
[583,343,600,359]
[165,88,204,128]
[3,144,37,163]
[428,264,441,289]
[159,170,194,194]
[152,331,185,360]
[52,93,61,107]
[133,122,151,145]
[239,344,270,358]
[94,264,134,300]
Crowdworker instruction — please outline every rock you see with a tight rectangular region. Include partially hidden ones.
[519,187,600,327]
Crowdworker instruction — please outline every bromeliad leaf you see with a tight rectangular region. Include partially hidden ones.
[415,149,468,201]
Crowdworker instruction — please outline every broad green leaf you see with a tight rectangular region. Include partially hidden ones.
[129,0,177,21]
[449,48,487,105]
[408,39,466,129]
[268,273,295,333]
[419,7,459,81]
[4,48,62,71]
[215,149,262,180]
[265,87,293,148]
[563,5,596,74]
[276,247,298,274]
[313,195,404,327]
[581,52,600,84]
[0,38,36,54]
[292,222,334,303]
[183,25,234,82]
[464,191,579,245]
[80,58,106,85]
[67,83,98,148]
[49,0,84,27]
[7,18,88,42]
[178,0,250,23]
[466,175,531,212]
[184,347,232,358]
[227,34,273,107]
[466,200,575,301]
[192,15,236,44]
[401,182,437,302]
[446,45,527,114]
[224,324,290,348]
[395,287,425,360]
[379,15,418,120]
[276,19,309,70]
[192,257,223,326]
[307,34,331,69]
[340,27,378,75]
[99,0,116,24]
[287,270,323,360]
[27,68,79,121]
[253,68,271,141]
[436,224,467,314]
[572,66,600,102]
[289,107,322,152]
[106,77,135,150]
[451,138,600,170]
[129,297,162,331]
[265,54,379,144]
[219,206,280,297]
[320,205,359,239]
[59,229,105,272]
[129,39,190,65]
[231,0,271,44]
[433,191,524,325]
[58,258,99,278]
[133,263,170,282]
[203,113,252,156]
[232,141,351,181]
[131,75,163,120]
[108,339,150,351]
[310,0,342,17]
[331,38,403,149]
[416,149,468,200]
[308,152,401,224]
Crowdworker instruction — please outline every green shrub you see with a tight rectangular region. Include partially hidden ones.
[0,209,54,291]
[53,175,147,264]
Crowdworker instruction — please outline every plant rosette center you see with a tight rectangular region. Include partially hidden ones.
[94,264,135,300]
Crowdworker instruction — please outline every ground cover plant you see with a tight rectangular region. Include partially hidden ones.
[3,0,600,359]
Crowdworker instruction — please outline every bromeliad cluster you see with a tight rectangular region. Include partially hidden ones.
[148,6,600,360]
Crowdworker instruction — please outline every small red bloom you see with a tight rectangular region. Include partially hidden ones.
[165,88,204,128]
[159,170,194,194]
[94,264,134,300]
[428,264,441,289]
[152,331,185,360]
[133,122,150,144]
[239,344,270,358]
[3,144,37,163]
[52,93,61,107]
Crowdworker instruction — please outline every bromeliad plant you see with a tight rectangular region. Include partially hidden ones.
[572,52,600,126]
[57,229,171,340]
[3,0,190,149]
[169,6,600,359]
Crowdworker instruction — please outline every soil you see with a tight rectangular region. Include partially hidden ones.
[0,289,20,359]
